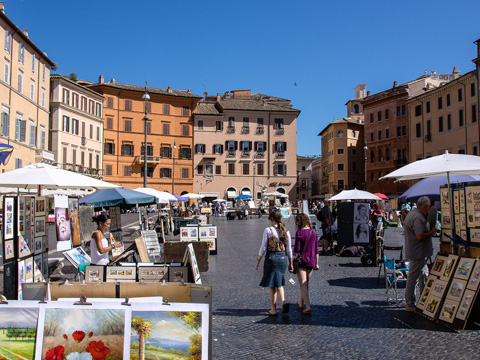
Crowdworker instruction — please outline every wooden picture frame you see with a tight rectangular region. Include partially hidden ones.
[455,215,460,236]
[438,298,460,323]
[440,188,450,210]
[456,289,477,321]
[201,238,217,255]
[34,216,46,237]
[430,278,448,299]
[453,191,460,214]
[33,254,43,282]
[34,237,43,255]
[470,228,480,244]
[24,256,34,283]
[454,258,475,280]
[135,237,150,263]
[3,239,15,261]
[446,278,467,301]
[85,265,105,282]
[3,196,16,240]
[440,254,459,281]
[35,196,46,216]
[106,266,136,282]
[423,295,442,319]
[416,276,436,310]
[430,255,448,276]
[459,190,465,213]
[441,210,451,229]
[467,210,474,227]
[63,247,91,269]
[137,265,169,282]
[467,260,480,290]
[168,266,188,283]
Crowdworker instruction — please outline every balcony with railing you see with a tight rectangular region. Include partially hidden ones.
[135,155,162,164]
[62,163,104,178]
[241,126,250,134]
[256,126,264,134]
[256,151,265,158]
[241,150,250,157]
[226,149,236,157]
[226,125,235,133]
[275,151,285,158]
[35,149,55,164]
[275,127,284,135]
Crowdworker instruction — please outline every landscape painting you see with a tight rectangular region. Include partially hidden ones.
[38,307,126,360]
[130,303,208,360]
[0,305,39,359]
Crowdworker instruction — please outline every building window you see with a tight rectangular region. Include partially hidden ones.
[163,123,170,135]
[4,59,9,83]
[89,124,93,139]
[197,120,204,129]
[96,126,100,141]
[182,168,189,178]
[439,116,444,132]
[257,163,264,175]
[106,165,112,176]
[215,121,223,131]
[459,109,464,126]
[426,101,431,113]
[104,142,115,155]
[214,144,223,154]
[4,29,12,53]
[31,53,36,73]
[29,121,37,147]
[62,116,70,132]
[446,93,451,107]
[378,130,382,140]
[146,122,151,134]
[377,111,382,121]
[337,164,344,171]
[471,83,476,97]
[41,88,45,107]
[274,118,284,129]
[29,80,35,101]
[378,149,383,162]
[183,107,189,116]
[89,153,93,168]
[182,125,189,136]
[160,168,172,178]
[337,148,344,155]
[15,157,22,169]
[106,118,113,130]
[402,126,406,136]
[42,63,45,82]
[426,120,431,135]
[438,96,443,110]
[96,103,102,117]
[385,148,390,161]
[370,132,373,141]
[257,118,264,125]
[447,114,452,129]
[63,89,70,105]
[89,100,94,114]
[416,123,422,138]
[215,165,221,175]
[18,42,25,64]
[370,151,374,163]
[397,127,401,136]
[402,105,406,116]
[81,96,87,111]
[141,145,153,156]
[197,165,204,175]
[179,147,191,159]
[243,163,249,175]
[474,146,478,155]
[458,88,463,102]
[160,146,172,158]
[164,104,170,115]
[124,100,131,110]
[72,119,79,135]
[18,70,23,93]
[354,104,359,114]
[121,144,134,156]
[141,167,154,178]
[352,162,357,171]
[396,106,401,117]
[385,109,389,120]
[124,166,131,176]
[369,113,373,123]
[195,144,205,154]
[228,163,235,175]
[415,105,422,117]
[275,163,286,176]
[385,129,389,139]
[473,105,477,123]
[107,97,113,108]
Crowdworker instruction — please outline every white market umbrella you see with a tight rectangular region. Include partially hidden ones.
[182,193,204,199]
[134,187,176,203]
[329,188,382,201]
[212,198,227,202]
[0,163,119,191]
[265,191,289,198]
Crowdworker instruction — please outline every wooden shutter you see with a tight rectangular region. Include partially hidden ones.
[249,141,252,151]
[284,142,287,151]
[234,141,238,150]
[20,120,26,142]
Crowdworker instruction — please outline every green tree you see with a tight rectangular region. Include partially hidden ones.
[131,317,153,360]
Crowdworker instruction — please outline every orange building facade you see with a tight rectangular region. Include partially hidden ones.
[89,78,202,193]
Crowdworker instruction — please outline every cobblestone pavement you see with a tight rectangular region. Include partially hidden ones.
[202,216,480,360]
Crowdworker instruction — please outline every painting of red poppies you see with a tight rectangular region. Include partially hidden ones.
[39,307,126,360]
[0,305,38,359]
[130,303,209,360]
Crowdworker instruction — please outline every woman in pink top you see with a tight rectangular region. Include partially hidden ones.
[294,213,319,314]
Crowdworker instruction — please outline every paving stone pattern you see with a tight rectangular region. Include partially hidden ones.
[203,216,480,360]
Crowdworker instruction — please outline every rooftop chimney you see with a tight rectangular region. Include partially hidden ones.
[0,2,5,14]
[98,75,104,84]
[167,86,172,93]
[187,89,191,94]
[23,29,29,38]
[452,65,460,80]
[367,90,371,96]
[216,93,221,102]
[203,92,208,98]
[393,81,397,88]
[110,78,116,84]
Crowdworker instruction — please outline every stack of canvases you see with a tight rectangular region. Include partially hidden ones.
[415,253,480,331]
[2,196,53,300]
[0,300,209,359]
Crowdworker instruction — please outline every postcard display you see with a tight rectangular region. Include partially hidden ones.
[2,196,49,300]
[181,224,218,255]
[0,300,210,360]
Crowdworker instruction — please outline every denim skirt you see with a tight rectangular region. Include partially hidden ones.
[259,251,288,288]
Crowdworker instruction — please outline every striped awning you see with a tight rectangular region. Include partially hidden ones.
[226,191,237,198]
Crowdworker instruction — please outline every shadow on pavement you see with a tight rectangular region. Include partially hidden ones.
[327,277,384,289]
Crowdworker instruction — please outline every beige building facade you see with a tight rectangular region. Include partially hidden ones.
[193,90,300,202]
[0,6,55,170]
[50,75,104,177]
[311,157,322,199]
[296,155,314,202]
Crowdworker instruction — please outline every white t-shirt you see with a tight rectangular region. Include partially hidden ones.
[90,230,109,265]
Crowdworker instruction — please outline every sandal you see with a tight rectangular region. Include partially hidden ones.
[265,310,278,316]
[296,301,303,310]
[302,309,312,314]
[281,303,290,314]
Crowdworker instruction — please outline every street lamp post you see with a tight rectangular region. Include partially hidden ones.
[363,143,368,191]
[172,140,177,194]
[142,82,150,188]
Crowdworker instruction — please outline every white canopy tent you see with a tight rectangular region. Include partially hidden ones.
[134,188,177,203]
[182,193,204,199]
[265,191,289,198]
[329,188,382,201]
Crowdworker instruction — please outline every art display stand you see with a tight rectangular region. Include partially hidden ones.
[179,224,218,255]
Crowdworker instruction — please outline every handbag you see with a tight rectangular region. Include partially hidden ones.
[293,230,313,274]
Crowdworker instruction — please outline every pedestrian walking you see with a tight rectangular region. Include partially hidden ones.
[319,199,333,255]
[294,213,319,314]
[258,204,263,218]
[255,209,293,316]
[403,196,437,311]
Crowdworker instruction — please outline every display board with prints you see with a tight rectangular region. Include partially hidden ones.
[140,229,164,263]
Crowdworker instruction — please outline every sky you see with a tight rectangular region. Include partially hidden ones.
[5,0,480,156]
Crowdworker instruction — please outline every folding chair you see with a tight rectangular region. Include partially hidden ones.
[383,246,408,306]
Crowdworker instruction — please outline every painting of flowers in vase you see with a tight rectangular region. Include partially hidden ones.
[130,309,206,360]
[39,307,125,360]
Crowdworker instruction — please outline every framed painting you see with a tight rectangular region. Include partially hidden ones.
[42,236,48,252]
[430,279,448,299]
[475,210,480,228]
[416,276,436,310]
[453,191,460,214]
[169,266,188,283]
[467,260,480,290]
[180,227,191,241]
[456,289,477,321]
[68,197,81,247]
[4,239,15,261]
[455,215,460,236]
[85,265,105,283]
[446,278,467,301]
[0,301,40,359]
[18,234,32,259]
[130,302,209,360]
[55,194,72,251]
[34,216,46,237]
[34,237,43,255]
[106,266,137,282]
[440,187,450,210]
[33,254,43,282]
[459,190,465,213]
[25,256,34,283]
[470,228,480,244]
[423,295,442,319]
[137,265,169,282]
[63,247,91,269]
[430,255,448,276]
[467,210,474,227]
[35,196,46,216]
[3,196,16,240]
[441,210,451,229]
[35,302,129,360]
[454,258,475,280]
[440,254,459,281]
[438,299,460,324]
[201,238,217,255]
